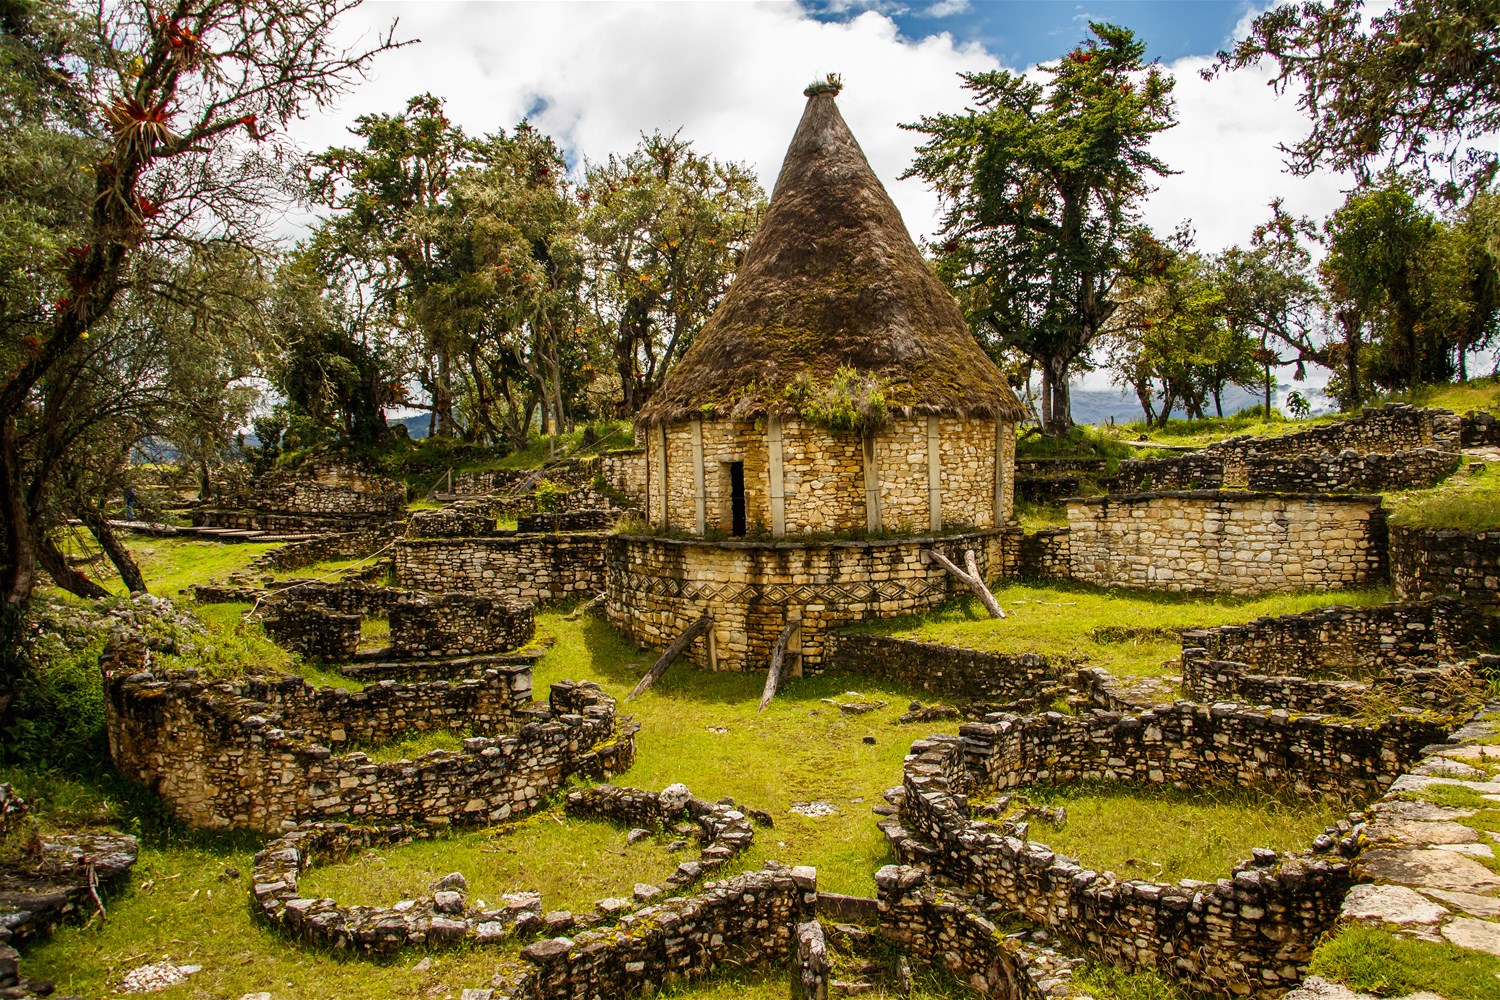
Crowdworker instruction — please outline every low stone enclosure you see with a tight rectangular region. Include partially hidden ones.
[1390,523,1500,604]
[103,638,635,832]
[196,462,407,532]
[831,599,1499,722]
[886,701,1460,998]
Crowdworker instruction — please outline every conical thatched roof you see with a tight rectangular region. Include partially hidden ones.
[637,88,1026,428]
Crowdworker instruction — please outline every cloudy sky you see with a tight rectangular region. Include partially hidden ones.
[289,0,1355,254]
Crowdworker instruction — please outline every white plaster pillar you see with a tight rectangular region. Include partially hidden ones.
[994,419,1007,526]
[927,415,942,532]
[691,418,707,535]
[656,424,669,527]
[768,416,786,537]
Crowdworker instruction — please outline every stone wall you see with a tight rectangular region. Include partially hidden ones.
[516,511,614,533]
[890,705,1452,995]
[1066,491,1386,595]
[1182,656,1485,716]
[1461,409,1500,447]
[105,642,633,832]
[1015,528,1070,581]
[1245,447,1459,492]
[389,593,535,658]
[1111,454,1226,492]
[598,448,647,508]
[1205,404,1462,485]
[252,525,401,574]
[394,534,607,605]
[827,634,1067,713]
[262,603,360,661]
[409,505,497,537]
[604,529,1011,672]
[1180,599,1500,679]
[1390,525,1500,603]
[511,864,815,1000]
[874,866,1091,1000]
[648,416,1014,536]
[204,464,406,527]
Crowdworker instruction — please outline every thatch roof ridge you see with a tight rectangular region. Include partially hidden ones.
[638,89,1025,428]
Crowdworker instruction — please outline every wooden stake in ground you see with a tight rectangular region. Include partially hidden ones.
[628,615,712,700]
[926,548,1006,619]
[759,619,800,713]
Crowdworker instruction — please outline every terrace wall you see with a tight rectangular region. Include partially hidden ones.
[394,534,607,605]
[1390,525,1500,604]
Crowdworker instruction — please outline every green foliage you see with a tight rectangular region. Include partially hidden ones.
[1309,924,1500,999]
[786,366,889,435]
[903,22,1177,434]
[802,73,844,97]
[1215,0,1500,201]
[1,619,107,770]
[1074,962,1189,1000]
[532,478,567,513]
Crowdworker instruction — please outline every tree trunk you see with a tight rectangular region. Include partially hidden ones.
[0,418,35,610]
[82,512,147,594]
[433,349,455,438]
[1040,356,1072,436]
[36,534,108,600]
[1339,309,1363,409]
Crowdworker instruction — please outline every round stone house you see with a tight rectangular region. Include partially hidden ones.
[606,84,1026,674]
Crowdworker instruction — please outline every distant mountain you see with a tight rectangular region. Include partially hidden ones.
[1045,383,1334,427]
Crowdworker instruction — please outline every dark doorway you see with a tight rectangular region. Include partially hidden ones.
[729,461,747,537]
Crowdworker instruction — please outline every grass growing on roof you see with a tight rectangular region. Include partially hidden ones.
[1309,924,1500,999]
[858,581,1393,677]
[995,782,1342,883]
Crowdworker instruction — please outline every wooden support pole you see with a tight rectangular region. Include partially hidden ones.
[629,615,711,700]
[927,548,1006,619]
[759,619,800,713]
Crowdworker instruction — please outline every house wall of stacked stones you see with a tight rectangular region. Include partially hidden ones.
[1065,491,1386,595]
[604,529,1010,673]
[1180,599,1499,680]
[827,634,1067,712]
[646,416,1014,536]
[1244,448,1459,492]
[1206,404,1461,485]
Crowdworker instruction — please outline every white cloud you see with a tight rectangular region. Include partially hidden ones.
[286,2,999,244]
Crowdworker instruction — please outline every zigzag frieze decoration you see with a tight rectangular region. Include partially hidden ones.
[614,572,950,604]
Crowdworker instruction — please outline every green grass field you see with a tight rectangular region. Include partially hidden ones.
[861,582,1393,677]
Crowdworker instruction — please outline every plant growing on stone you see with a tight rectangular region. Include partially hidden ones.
[786,366,889,436]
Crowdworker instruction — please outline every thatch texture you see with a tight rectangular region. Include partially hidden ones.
[638,91,1025,428]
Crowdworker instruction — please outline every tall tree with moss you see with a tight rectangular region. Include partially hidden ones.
[903,22,1176,435]
[0,0,399,677]
[1214,0,1500,202]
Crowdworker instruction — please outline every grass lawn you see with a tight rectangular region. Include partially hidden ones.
[993,783,1342,883]
[1396,375,1500,416]
[1310,924,1500,999]
[1387,461,1500,532]
[18,608,979,999]
[861,582,1393,677]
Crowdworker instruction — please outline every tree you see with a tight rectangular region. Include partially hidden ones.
[1321,177,1454,397]
[1103,235,1262,425]
[1214,203,1325,415]
[1214,0,1500,201]
[904,22,1176,435]
[307,93,475,438]
[579,131,765,415]
[0,0,399,648]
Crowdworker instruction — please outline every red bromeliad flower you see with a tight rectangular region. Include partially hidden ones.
[137,196,160,219]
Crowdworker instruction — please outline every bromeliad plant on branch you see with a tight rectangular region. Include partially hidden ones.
[0,0,402,681]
